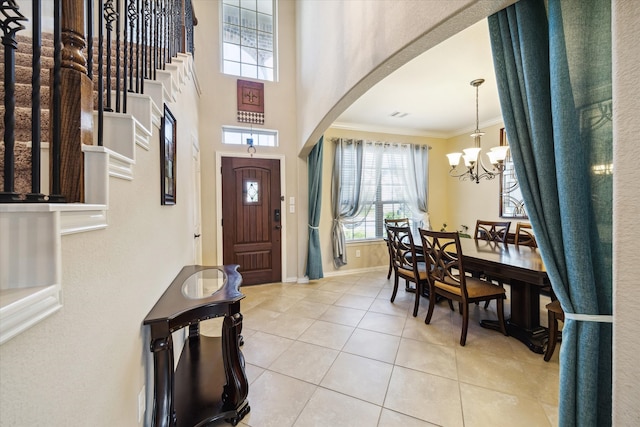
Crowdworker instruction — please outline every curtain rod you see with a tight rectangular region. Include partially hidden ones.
[330,137,431,149]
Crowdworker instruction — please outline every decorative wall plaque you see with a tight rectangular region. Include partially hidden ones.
[237,79,264,124]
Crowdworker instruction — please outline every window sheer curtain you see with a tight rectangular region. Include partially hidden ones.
[331,139,430,267]
[402,144,431,230]
[488,0,612,425]
[331,139,382,267]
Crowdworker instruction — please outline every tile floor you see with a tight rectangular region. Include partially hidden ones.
[202,269,560,427]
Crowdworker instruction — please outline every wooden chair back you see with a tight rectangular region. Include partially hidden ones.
[419,229,468,297]
[474,220,511,243]
[515,222,537,247]
[386,225,416,274]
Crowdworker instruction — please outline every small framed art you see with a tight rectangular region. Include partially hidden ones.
[160,104,176,205]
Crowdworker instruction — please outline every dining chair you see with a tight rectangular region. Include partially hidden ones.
[515,222,537,247]
[474,220,511,243]
[384,218,410,280]
[544,299,564,361]
[386,225,428,317]
[473,220,511,307]
[419,228,508,346]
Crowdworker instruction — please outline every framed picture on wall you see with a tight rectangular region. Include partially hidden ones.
[499,128,527,218]
[160,104,176,205]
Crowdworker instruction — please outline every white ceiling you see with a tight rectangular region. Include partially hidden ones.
[333,19,503,139]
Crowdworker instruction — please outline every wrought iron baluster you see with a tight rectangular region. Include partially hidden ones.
[161,0,166,69]
[104,0,116,112]
[140,0,147,93]
[87,0,94,80]
[126,0,135,92]
[97,0,105,146]
[27,0,45,201]
[49,0,63,201]
[134,0,140,92]
[153,0,158,79]
[0,0,27,201]
[115,0,121,112]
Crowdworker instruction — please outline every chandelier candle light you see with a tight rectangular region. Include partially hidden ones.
[447,79,509,183]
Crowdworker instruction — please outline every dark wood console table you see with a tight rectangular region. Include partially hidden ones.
[143,265,250,426]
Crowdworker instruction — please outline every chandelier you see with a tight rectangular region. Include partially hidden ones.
[446,79,509,183]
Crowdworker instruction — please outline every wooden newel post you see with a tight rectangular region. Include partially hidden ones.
[52,0,94,202]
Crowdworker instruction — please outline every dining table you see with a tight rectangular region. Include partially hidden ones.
[456,238,550,354]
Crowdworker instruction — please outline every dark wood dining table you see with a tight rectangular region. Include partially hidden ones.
[456,238,549,353]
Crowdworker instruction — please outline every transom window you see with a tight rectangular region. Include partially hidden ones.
[222,126,277,147]
[221,0,276,81]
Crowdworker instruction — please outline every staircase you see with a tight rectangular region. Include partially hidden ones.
[0,34,197,346]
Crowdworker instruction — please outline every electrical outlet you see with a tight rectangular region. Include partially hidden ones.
[355,250,361,258]
[138,386,146,423]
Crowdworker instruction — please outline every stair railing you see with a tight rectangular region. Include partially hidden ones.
[0,0,197,203]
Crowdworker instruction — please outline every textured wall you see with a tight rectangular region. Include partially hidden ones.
[612,0,640,424]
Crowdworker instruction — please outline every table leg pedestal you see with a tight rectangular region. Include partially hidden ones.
[221,312,250,425]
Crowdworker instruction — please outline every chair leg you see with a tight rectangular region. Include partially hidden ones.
[412,281,420,317]
[460,303,469,346]
[390,274,399,303]
[447,299,454,311]
[544,310,558,362]
[424,286,436,324]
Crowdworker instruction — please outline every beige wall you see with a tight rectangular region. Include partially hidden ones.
[444,122,507,233]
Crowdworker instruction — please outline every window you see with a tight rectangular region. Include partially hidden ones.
[338,144,419,241]
[221,0,275,81]
[222,126,277,147]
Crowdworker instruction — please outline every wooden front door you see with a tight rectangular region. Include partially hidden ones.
[221,157,282,285]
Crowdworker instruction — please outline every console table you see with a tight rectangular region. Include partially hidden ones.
[143,265,250,426]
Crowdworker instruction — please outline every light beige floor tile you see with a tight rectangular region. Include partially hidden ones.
[268,341,339,384]
[319,305,367,327]
[302,289,344,305]
[258,313,315,340]
[402,313,457,347]
[242,307,282,331]
[342,329,401,364]
[334,293,375,311]
[378,409,439,426]
[541,402,559,427]
[293,387,381,427]
[283,299,331,319]
[320,352,393,405]
[384,366,464,427]
[460,382,552,427]
[255,295,303,313]
[455,348,534,399]
[357,311,407,336]
[317,280,352,293]
[518,359,560,406]
[241,331,294,368]
[346,284,383,298]
[297,320,355,350]
[368,297,411,318]
[395,338,458,380]
[242,371,316,427]
[244,363,265,384]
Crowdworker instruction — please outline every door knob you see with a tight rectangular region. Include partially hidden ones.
[275,225,282,230]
